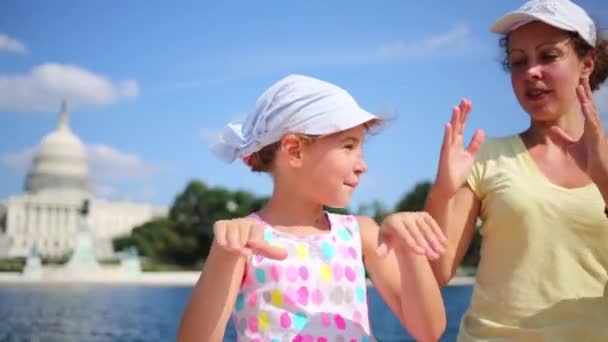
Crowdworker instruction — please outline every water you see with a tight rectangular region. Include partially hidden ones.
[0,285,472,341]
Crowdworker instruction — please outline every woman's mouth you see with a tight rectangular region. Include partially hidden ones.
[525,89,552,101]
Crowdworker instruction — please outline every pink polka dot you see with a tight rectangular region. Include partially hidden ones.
[299,266,309,280]
[311,289,323,305]
[293,335,303,342]
[350,339,357,342]
[334,314,346,330]
[320,313,331,328]
[286,265,299,282]
[247,292,257,308]
[345,266,356,282]
[297,286,309,305]
[348,246,358,259]
[353,310,362,325]
[317,338,328,342]
[284,287,297,306]
[339,245,350,258]
[254,255,264,263]
[280,312,291,328]
[242,266,254,286]
[270,264,282,282]
[252,339,261,342]
[302,335,314,342]
[332,264,343,281]
[248,315,258,332]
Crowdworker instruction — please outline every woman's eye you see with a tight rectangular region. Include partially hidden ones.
[509,59,525,68]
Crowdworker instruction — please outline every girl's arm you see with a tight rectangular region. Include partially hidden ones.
[177,241,246,342]
[177,217,286,342]
[358,216,446,342]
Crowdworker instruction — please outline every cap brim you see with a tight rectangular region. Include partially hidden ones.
[491,12,575,35]
[348,108,380,129]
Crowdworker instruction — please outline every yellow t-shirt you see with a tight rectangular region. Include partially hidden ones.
[459,135,608,342]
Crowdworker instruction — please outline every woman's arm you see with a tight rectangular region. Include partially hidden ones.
[425,184,481,286]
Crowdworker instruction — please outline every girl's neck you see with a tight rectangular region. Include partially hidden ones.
[257,187,329,229]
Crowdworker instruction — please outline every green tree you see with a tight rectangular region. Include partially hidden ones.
[356,200,389,222]
[394,180,482,268]
[114,180,272,266]
[395,181,432,212]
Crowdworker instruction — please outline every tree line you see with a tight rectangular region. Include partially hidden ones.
[113,180,481,269]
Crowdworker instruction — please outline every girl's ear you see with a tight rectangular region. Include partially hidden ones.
[280,134,304,168]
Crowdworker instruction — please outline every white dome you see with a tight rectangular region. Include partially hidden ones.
[25,102,91,193]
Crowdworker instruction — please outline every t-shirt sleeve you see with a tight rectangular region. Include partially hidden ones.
[466,138,493,199]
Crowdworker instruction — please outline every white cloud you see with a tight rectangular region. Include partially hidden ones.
[166,24,475,91]
[0,147,36,174]
[0,34,27,54]
[94,184,119,199]
[200,128,221,142]
[376,24,471,60]
[87,144,166,182]
[0,63,139,112]
[135,187,158,201]
[0,144,166,183]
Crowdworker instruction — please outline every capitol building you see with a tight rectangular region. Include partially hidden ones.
[0,103,167,260]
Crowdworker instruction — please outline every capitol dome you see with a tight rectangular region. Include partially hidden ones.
[24,102,91,193]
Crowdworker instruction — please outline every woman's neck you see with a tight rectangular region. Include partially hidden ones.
[523,107,584,146]
[257,187,328,229]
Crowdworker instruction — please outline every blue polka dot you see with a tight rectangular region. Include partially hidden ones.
[235,293,244,312]
[255,269,266,284]
[361,336,371,342]
[293,312,308,330]
[356,286,366,303]
[321,241,335,260]
[263,229,273,242]
[272,339,280,342]
[337,228,352,241]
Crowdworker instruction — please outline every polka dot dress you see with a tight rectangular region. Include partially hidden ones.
[231,213,376,342]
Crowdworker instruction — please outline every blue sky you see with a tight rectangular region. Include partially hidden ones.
[1,0,607,212]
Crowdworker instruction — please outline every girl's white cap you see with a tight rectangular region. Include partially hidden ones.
[491,0,596,46]
[210,74,378,163]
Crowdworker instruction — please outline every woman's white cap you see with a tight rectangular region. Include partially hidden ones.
[491,0,596,46]
[210,74,378,163]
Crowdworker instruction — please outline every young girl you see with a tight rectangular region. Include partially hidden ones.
[384,0,608,340]
[178,74,448,342]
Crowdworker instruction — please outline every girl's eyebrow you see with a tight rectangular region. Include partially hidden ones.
[340,136,360,143]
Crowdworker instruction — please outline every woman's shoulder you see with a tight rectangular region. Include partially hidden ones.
[475,133,521,161]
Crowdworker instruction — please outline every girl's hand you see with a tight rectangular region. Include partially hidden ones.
[213,218,287,260]
[377,212,447,260]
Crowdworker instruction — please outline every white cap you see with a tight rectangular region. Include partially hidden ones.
[210,74,378,163]
[491,0,596,46]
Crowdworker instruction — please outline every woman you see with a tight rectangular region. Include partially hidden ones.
[382,0,608,340]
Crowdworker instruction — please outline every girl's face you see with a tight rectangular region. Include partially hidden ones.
[507,21,593,122]
[298,124,368,208]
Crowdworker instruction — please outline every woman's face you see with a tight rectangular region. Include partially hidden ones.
[507,21,592,122]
